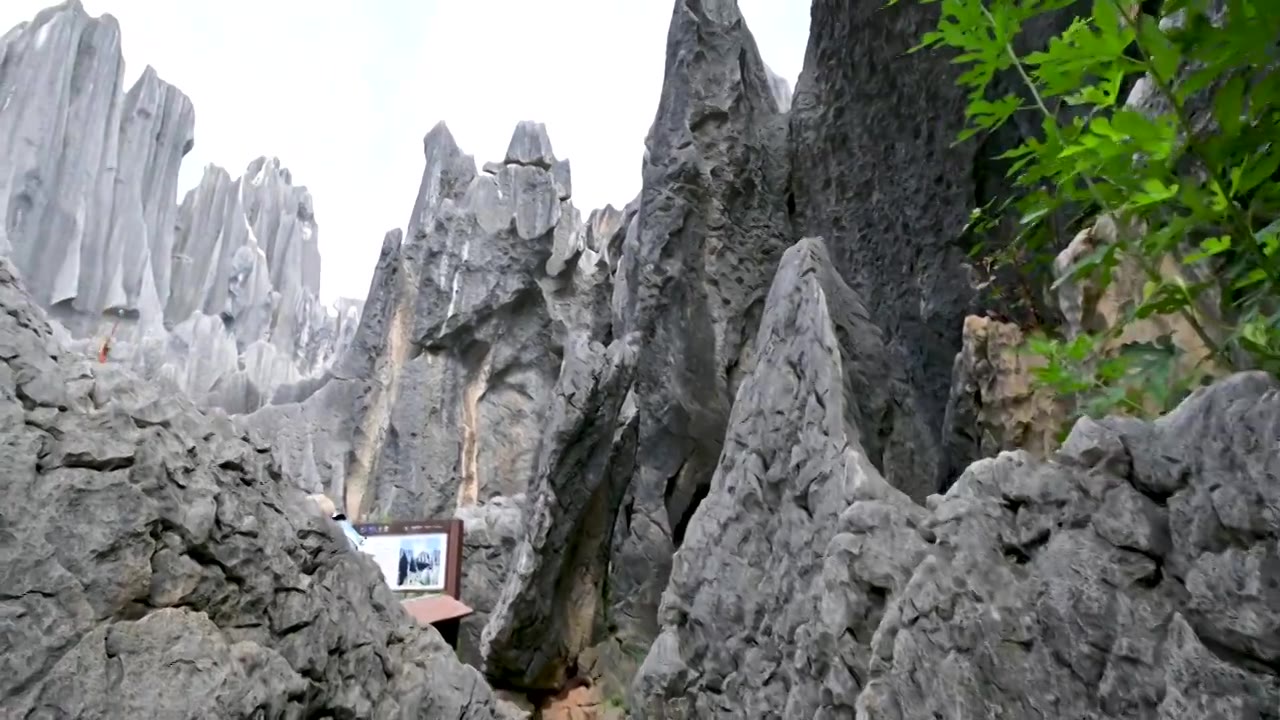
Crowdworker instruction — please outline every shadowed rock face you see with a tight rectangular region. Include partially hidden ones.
[789,0,972,486]
[602,0,794,677]
[0,2,356,416]
[0,258,504,719]
[788,0,1090,495]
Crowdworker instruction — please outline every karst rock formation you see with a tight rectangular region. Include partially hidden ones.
[2,0,1279,718]
[0,1,358,416]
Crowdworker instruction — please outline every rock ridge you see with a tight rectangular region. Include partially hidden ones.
[0,1,356,415]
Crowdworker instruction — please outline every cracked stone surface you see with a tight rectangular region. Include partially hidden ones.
[633,338,1280,718]
[0,257,505,718]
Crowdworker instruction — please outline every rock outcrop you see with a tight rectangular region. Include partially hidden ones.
[939,315,1067,484]
[788,0,1085,492]
[854,373,1280,719]
[0,258,504,719]
[0,2,192,319]
[630,236,931,718]
[595,0,795,683]
[238,119,626,693]
[789,0,977,466]
[0,2,355,415]
[630,240,1280,717]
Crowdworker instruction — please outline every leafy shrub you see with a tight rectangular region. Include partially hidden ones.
[901,0,1280,418]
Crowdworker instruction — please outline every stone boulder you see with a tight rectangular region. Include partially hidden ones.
[0,257,503,719]
[856,371,1280,719]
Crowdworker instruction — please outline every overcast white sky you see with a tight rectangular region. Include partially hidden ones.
[1,0,811,302]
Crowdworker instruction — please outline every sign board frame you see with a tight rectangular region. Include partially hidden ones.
[353,519,464,599]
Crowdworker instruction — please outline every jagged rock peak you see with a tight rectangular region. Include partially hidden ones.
[763,62,793,113]
[0,1,193,321]
[631,238,1280,718]
[238,115,631,679]
[504,120,558,168]
[0,1,352,416]
[169,155,323,331]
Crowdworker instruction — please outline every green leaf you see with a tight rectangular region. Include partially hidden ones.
[1213,74,1247,137]
[1232,148,1280,197]
[1230,267,1268,290]
[1135,13,1182,82]
[1182,235,1233,264]
[1133,282,1191,319]
[1129,178,1180,208]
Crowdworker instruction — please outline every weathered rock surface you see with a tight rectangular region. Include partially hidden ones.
[856,372,1280,719]
[601,0,795,681]
[337,120,612,522]
[629,236,936,718]
[633,302,1280,720]
[234,120,630,692]
[788,0,1084,493]
[0,2,190,320]
[0,258,503,719]
[456,495,528,666]
[939,315,1066,484]
[0,2,356,415]
[789,0,976,462]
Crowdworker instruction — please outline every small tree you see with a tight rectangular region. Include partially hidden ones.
[901,0,1280,419]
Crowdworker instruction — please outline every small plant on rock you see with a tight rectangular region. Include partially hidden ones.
[900,0,1280,419]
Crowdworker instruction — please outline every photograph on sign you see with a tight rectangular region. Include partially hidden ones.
[360,531,449,592]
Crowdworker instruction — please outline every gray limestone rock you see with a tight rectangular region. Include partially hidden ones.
[504,120,558,168]
[605,0,795,670]
[855,373,1280,719]
[629,237,936,718]
[0,257,503,719]
[456,496,528,667]
[789,0,975,470]
[480,338,639,689]
[241,120,635,699]
[583,204,626,272]
[235,228,406,500]
[635,352,1280,718]
[551,158,572,200]
[0,3,196,325]
[763,62,793,113]
[789,1,1086,494]
[162,156,347,408]
[0,2,354,416]
[334,121,610,527]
